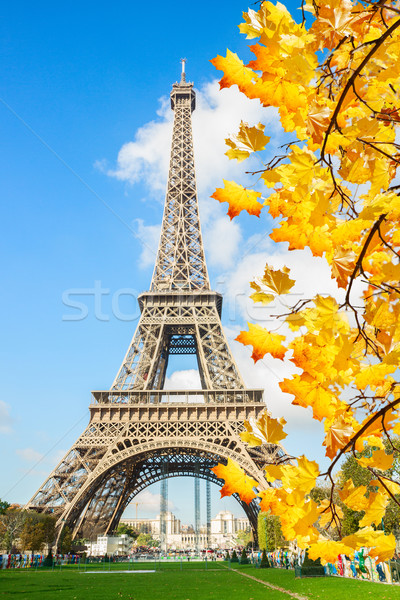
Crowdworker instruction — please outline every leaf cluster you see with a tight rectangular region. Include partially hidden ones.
[210,0,400,564]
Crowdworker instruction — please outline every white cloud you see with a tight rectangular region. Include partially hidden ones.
[16,448,44,463]
[107,116,172,194]
[203,215,242,269]
[0,401,13,434]
[125,489,174,517]
[164,369,201,390]
[49,449,68,468]
[133,219,160,269]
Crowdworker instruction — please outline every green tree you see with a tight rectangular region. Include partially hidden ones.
[20,515,45,554]
[260,548,270,568]
[135,532,159,548]
[257,512,284,551]
[0,508,25,553]
[239,547,249,564]
[235,529,252,548]
[230,549,239,563]
[0,500,10,515]
[19,512,57,554]
[41,515,56,549]
[59,525,73,553]
[116,523,138,539]
[338,440,400,537]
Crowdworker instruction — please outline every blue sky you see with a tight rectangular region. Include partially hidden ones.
[0,1,337,526]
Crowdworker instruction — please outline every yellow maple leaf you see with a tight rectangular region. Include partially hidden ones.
[250,289,275,305]
[256,412,287,444]
[280,375,343,422]
[264,463,285,483]
[306,99,331,144]
[358,449,394,471]
[355,362,397,390]
[304,295,349,336]
[290,500,320,537]
[241,411,287,446]
[225,121,270,162]
[343,528,396,563]
[339,480,368,511]
[359,492,389,527]
[211,459,258,504]
[330,248,357,289]
[310,2,370,50]
[265,455,319,495]
[308,539,354,565]
[294,456,320,494]
[253,74,307,111]
[371,478,400,496]
[258,488,280,513]
[371,533,397,563]
[240,420,265,447]
[210,50,256,93]
[236,323,286,362]
[323,415,354,459]
[211,180,263,220]
[253,264,295,296]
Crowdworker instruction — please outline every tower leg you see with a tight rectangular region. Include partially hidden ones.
[160,467,168,554]
[194,468,200,555]
[206,479,211,549]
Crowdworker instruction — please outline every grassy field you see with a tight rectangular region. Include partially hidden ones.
[1,562,400,600]
[232,564,400,599]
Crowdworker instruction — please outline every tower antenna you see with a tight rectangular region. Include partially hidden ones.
[180,57,187,83]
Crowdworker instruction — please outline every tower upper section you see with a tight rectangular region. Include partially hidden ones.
[150,65,210,292]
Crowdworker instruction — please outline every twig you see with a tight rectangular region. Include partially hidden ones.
[320,17,400,161]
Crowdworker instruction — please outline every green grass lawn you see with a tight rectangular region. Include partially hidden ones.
[231,564,400,600]
[1,563,400,600]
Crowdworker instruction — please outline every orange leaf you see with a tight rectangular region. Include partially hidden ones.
[330,248,357,289]
[210,50,255,92]
[211,180,263,220]
[323,415,354,459]
[359,492,389,527]
[211,459,258,504]
[240,410,287,446]
[236,323,286,362]
[358,449,394,471]
[251,264,295,297]
[225,121,270,162]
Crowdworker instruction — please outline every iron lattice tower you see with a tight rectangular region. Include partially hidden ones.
[26,63,285,543]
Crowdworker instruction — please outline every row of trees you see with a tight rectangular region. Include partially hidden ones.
[0,504,170,556]
[0,502,84,555]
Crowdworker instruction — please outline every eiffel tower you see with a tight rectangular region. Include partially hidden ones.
[26,62,282,542]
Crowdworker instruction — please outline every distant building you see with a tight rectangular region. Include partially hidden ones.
[85,534,132,556]
[121,512,181,536]
[119,510,250,550]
